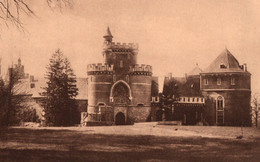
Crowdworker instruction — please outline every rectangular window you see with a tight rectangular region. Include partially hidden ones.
[231,77,235,85]
[217,78,221,85]
[204,78,208,85]
[120,60,123,68]
[30,83,35,88]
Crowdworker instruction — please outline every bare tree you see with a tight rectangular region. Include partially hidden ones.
[0,0,72,30]
[251,93,260,127]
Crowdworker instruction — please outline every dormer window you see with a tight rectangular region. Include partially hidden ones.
[220,64,227,69]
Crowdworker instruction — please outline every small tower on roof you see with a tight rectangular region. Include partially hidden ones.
[18,57,21,66]
[103,27,113,43]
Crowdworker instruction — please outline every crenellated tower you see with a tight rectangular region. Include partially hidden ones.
[85,27,157,126]
[102,27,138,80]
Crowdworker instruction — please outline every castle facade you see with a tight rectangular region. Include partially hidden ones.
[85,27,158,125]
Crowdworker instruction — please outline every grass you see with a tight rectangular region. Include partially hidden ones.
[0,125,260,161]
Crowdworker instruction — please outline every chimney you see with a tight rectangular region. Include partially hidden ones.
[243,64,247,72]
[168,73,172,79]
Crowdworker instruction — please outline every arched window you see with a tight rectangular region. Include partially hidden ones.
[113,83,130,105]
[217,96,223,110]
[216,96,224,124]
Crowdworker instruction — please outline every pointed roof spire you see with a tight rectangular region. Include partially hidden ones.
[104,26,113,37]
[103,26,113,42]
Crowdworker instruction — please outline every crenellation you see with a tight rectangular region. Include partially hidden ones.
[87,63,114,72]
[130,64,152,73]
[105,41,139,50]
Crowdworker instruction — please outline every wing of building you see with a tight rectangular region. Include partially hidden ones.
[162,48,251,126]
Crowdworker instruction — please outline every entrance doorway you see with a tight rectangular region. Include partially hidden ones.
[115,112,125,125]
[155,110,163,121]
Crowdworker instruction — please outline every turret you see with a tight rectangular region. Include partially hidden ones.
[103,27,113,43]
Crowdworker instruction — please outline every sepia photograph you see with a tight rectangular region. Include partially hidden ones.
[0,0,259,161]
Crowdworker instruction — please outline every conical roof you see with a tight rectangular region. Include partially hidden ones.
[104,27,113,37]
[188,64,203,76]
[203,48,245,73]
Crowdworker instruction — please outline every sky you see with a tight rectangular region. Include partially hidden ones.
[0,0,260,93]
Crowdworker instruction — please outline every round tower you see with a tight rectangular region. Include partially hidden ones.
[87,63,114,122]
[129,64,153,106]
[125,64,153,123]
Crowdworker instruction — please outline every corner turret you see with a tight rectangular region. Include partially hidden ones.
[103,27,113,43]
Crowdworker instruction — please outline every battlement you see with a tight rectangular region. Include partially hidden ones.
[87,63,114,72]
[104,42,139,50]
[130,64,152,73]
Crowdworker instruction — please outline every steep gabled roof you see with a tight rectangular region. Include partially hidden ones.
[203,48,245,73]
[188,64,203,76]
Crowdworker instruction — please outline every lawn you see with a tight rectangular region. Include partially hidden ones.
[0,124,259,161]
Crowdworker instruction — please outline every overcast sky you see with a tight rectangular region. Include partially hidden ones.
[0,0,259,93]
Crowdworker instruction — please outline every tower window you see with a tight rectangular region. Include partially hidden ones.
[204,79,208,85]
[30,83,35,88]
[217,78,221,85]
[120,60,123,68]
[231,77,235,85]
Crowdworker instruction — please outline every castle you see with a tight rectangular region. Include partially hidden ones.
[7,28,251,126]
[85,27,159,125]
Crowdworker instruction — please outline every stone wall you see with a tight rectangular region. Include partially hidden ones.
[127,106,151,124]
